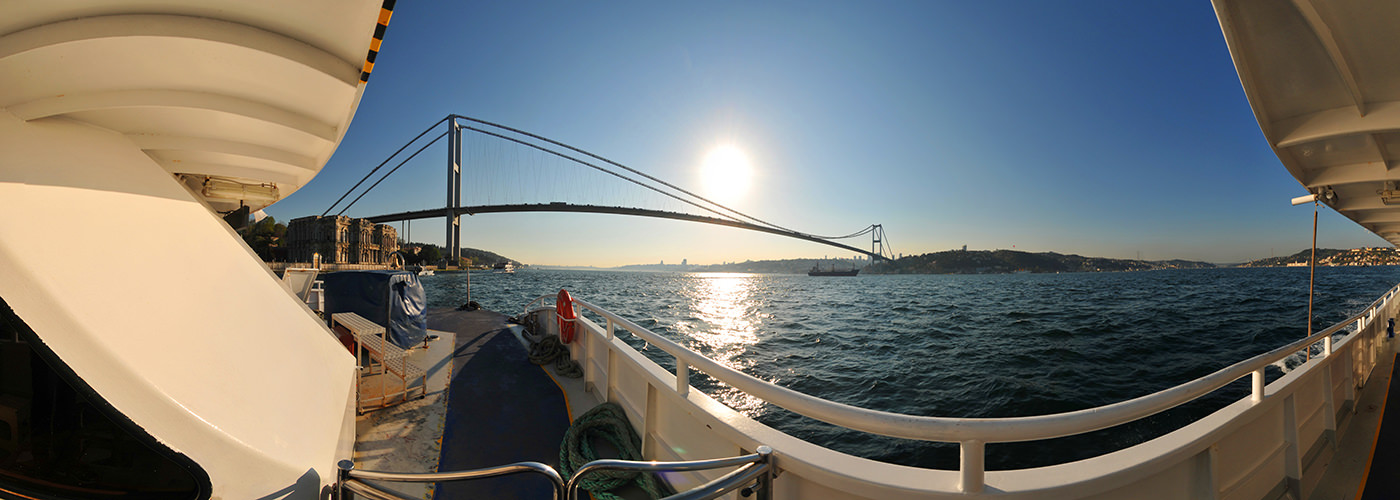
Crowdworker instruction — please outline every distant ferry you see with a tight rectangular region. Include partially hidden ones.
[809,264,859,277]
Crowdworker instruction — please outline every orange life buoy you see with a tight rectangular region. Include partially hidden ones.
[556,289,577,344]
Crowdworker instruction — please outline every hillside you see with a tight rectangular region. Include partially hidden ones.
[608,250,1217,275]
[866,249,1215,275]
[614,258,864,274]
[1239,247,1400,267]
[400,242,518,267]
[460,247,517,266]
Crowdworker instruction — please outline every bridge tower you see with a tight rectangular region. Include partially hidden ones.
[871,224,890,261]
[445,119,462,267]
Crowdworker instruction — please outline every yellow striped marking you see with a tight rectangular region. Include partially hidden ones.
[540,362,576,423]
[360,1,394,83]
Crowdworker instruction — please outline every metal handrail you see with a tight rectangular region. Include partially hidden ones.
[565,447,773,500]
[336,460,565,500]
[557,286,1396,444]
[340,479,415,500]
[521,295,553,318]
[524,283,1400,491]
[664,462,770,500]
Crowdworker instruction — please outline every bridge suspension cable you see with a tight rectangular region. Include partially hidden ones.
[321,115,449,217]
[459,125,771,230]
[456,116,813,237]
[322,114,894,261]
[335,131,447,216]
[800,224,878,241]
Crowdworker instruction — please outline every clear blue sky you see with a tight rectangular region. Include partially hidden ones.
[268,1,1389,267]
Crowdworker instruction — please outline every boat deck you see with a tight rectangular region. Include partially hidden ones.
[1360,353,1400,499]
[352,324,456,500]
[1312,351,1398,500]
[350,309,579,499]
[427,309,574,499]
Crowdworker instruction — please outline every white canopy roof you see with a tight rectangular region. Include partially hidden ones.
[1214,0,1400,245]
[0,1,383,212]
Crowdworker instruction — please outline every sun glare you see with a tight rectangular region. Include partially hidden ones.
[700,145,752,203]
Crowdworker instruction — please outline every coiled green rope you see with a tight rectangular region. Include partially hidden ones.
[529,335,584,378]
[523,313,584,378]
[560,403,675,500]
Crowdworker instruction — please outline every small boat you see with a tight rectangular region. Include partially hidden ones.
[494,262,516,273]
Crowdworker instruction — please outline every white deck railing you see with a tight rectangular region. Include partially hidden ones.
[524,282,1400,497]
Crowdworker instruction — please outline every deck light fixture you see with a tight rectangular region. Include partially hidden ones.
[199,176,280,204]
[1293,187,1337,206]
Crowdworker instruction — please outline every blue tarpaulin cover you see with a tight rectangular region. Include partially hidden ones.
[321,270,427,349]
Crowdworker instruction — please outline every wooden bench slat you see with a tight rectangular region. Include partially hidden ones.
[332,312,427,411]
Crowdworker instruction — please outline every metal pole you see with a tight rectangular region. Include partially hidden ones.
[1308,202,1317,361]
[457,119,469,301]
[755,446,774,500]
[337,460,355,500]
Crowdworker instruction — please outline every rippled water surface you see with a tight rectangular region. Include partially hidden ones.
[419,266,1400,470]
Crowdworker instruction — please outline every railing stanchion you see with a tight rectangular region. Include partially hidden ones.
[337,459,355,500]
[959,440,984,493]
[676,360,690,396]
[1252,369,1265,403]
[755,445,775,500]
[606,318,615,339]
[1324,335,1332,357]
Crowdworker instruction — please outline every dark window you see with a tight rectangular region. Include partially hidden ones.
[0,297,208,499]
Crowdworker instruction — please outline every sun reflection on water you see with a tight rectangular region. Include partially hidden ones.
[679,273,768,415]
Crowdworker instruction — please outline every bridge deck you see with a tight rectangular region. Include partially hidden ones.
[366,203,889,262]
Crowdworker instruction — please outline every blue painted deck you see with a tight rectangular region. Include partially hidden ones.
[427,309,571,499]
[1361,353,1400,499]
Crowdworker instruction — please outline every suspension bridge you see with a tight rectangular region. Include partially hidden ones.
[322,114,894,265]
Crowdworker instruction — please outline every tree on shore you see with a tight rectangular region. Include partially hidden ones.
[418,244,442,265]
[242,216,287,261]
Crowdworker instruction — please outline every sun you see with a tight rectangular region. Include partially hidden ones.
[700,145,752,203]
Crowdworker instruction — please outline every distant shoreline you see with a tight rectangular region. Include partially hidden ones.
[527,247,1400,275]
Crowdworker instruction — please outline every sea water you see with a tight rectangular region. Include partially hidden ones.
[418,266,1400,470]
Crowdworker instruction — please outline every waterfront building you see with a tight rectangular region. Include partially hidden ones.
[286,215,399,265]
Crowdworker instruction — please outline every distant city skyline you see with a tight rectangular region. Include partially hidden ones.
[267,2,1390,267]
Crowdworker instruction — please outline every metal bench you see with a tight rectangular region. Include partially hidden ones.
[332,312,426,412]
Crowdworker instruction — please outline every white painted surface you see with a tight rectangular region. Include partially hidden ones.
[0,112,359,498]
[0,2,380,212]
[0,3,383,496]
[525,284,1398,499]
[1213,0,1400,244]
